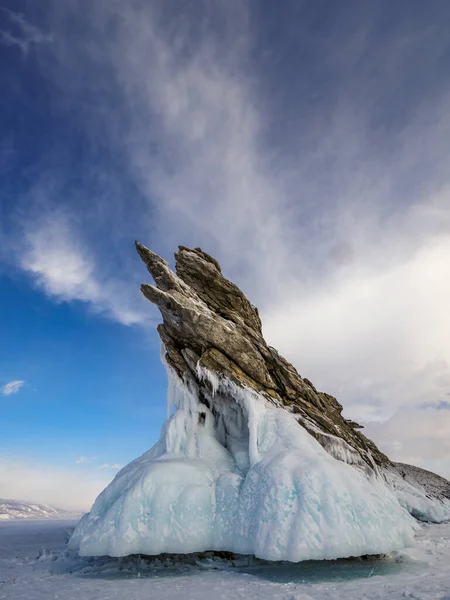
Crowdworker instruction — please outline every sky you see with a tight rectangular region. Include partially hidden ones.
[0,0,449,511]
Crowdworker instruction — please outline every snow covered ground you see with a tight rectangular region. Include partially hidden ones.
[1,519,450,600]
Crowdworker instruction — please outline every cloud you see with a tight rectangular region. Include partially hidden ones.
[264,233,450,422]
[1,380,25,396]
[4,2,450,468]
[5,1,289,317]
[19,212,148,326]
[364,408,450,480]
[99,463,122,470]
[0,8,52,58]
[28,1,294,295]
[75,456,97,465]
[0,457,109,511]
[34,1,450,300]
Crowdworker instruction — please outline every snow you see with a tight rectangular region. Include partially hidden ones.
[384,469,450,523]
[68,367,419,561]
[2,519,450,600]
[0,499,81,521]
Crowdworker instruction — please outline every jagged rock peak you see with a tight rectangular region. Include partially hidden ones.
[135,241,390,470]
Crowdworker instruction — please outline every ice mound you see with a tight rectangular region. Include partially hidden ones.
[69,368,415,561]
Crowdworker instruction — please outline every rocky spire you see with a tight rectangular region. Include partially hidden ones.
[136,241,389,470]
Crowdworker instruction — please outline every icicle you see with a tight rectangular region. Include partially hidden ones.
[196,363,220,396]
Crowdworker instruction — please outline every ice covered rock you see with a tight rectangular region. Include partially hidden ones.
[70,371,415,560]
[134,242,388,471]
[69,243,450,561]
[386,463,450,523]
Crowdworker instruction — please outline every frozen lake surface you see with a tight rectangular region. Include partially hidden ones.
[1,519,450,599]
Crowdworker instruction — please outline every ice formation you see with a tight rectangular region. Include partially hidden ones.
[69,241,450,561]
[385,469,450,524]
[69,367,417,561]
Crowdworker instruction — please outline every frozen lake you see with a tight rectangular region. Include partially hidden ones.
[1,519,450,600]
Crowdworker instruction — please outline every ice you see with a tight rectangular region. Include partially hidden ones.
[312,432,373,471]
[385,468,450,523]
[69,366,417,561]
[3,518,450,600]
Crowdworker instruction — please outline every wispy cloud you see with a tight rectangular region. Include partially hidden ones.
[19,212,148,326]
[0,7,52,58]
[77,458,122,470]
[29,1,293,294]
[3,2,450,469]
[45,1,450,423]
[75,455,97,465]
[1,380,25,396]
[99,463,122,471]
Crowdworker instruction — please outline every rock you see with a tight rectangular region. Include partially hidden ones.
[134,239,450,513]
[392,462,450,502]
[346,419,365,429]
[136,241,389,471]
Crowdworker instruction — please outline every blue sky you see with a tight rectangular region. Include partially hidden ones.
[1,0,450,509]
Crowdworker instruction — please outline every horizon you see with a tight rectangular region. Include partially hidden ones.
[1,0,450,511]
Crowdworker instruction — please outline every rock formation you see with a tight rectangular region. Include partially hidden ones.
[68,242,450,560]
[135,242,450,519]
[136,241,388,473]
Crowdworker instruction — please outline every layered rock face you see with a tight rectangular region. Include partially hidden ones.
[136,241,388,473]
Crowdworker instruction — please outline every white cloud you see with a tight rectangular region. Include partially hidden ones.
[20,213,148,326]
[263,233,450,422]
[99,463,122,471]
[0,457,109,511]
[0,8,52,58]
[75,456,97,465]
[1,380,25,396]
[364,409,450,480]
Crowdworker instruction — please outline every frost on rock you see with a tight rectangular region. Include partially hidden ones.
[69,368,416,561]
